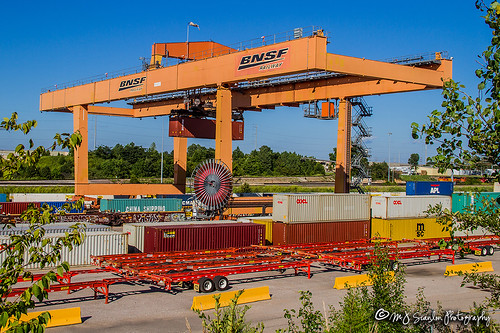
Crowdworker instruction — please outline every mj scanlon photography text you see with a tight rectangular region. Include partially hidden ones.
[375,308,492,327]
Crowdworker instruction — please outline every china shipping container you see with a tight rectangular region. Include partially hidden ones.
[371,196,452,219]
[0,202,41,215]
[474,192,500,211]
[452,192,500,213]
[406,181,454,196]
[41,201,84,214]
[125,221,250,253]
[10,193,74,202]
[100,198,183,213]
[371,218,449,241]
[144,223,265,253]
[0,231,127,268]
[0,222,110,235]
[452,193,472,213]
[156,194,194,207]
[272,194,370,223]
[272,220,370,246]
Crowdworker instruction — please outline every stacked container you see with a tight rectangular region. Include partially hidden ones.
[0,222,110,235]
[40,201,84,214]
[0,202,41,215]
[451,192,498,237]
[143,222,265,253]
[406,181,454,196]
[271,194,371,245]
[100,198,183,213]
[371,195,451,241]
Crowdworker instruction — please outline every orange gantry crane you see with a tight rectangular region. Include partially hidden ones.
[39,27,452,195]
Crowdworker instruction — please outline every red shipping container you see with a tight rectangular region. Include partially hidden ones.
[144,223,265,252]
[0,202,41,215]
[272,220,370,246]
[169,117,244,140]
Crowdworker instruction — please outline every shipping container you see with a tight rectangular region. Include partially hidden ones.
[452,193,472,213]
[474,192,500,211]
[406,181,454,196]
[0,202,41,215]
[371,196,451,219]
[144,223,265,253]
[10,193,74,202]
[371,218,449,241]
[272,220,370,246]
[0,194,6,202]
[156,194,194,207]
[124,220,246,252]
[100,198,183,213]
[0,222,110,235]
[272,194,370,223]
[247,217,273,244]
[41,201,84,214]
[0,231,127,268]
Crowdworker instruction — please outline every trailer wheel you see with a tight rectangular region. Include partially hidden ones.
[198,277,215,293]
[213,276,229,291]
[487,246,495,256]
[481,247,488,256]
[388,260,399,271]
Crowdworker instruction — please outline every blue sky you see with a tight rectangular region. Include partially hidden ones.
[0,1,491,164]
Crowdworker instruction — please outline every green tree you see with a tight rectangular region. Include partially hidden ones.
[370,162,389,180]
[412,0,500,321]
[0,112,84,332]
[408,153,420,173]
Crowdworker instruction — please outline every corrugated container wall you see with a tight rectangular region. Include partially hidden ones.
[144,223,265,252]
[0,231,127,268]
[272,194,370,223]
[474,192,500,211]
[100,198,182,213]
[0,202,41,215]
[452,193,472,213]
[272,220,370,245]
[124,221,248,253]
[0,222,110,235]
[406,181,454,196]
[41,201,84,214]
[156,194,194,207]
[0,194,6,202]
[371,196,451,219]
[248,217,273,245]
[371,218,449,241]
[10,193,74,202]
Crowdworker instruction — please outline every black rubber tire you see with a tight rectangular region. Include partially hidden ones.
[198,277,215,293]
[213,276,229,291]
[278,269,286,274]
[481,247,488,256]
[487,246,495,256]
[388,260,399,271]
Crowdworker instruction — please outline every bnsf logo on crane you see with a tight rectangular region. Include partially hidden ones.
[118,77,146,91]
[237,48,289,71]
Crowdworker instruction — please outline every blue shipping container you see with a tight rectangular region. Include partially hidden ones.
[0,194,6,202]
[41,201,84,214]
[406,181,454,196]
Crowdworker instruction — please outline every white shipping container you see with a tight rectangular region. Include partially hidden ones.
[123,220,244,252]
[371,195,452,219]
[10,193,74,202]
[0,231,127,268]
[0,222,110,235]
[272,194,370,223]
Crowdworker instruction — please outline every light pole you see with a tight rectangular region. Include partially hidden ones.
[160,118,164,184]
[186,22,200,60]
[388,132,392,182]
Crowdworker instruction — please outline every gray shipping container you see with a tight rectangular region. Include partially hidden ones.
[272,194,370,223]
[123,220,245,253]
[0,231,127,268]
[371,195,452,219]
[0,222,110,235]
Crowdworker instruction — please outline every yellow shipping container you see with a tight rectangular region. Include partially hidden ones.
[249,218,273,244]
[371,218,449,241]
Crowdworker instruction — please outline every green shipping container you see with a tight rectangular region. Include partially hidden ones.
[452,193,472,213]
[99,198,183,213]
[474,192,500,211]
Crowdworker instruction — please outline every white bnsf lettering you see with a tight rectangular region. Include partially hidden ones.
[238,48,288,71]
[119,77,146,91]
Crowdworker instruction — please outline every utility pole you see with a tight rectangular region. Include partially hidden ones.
[160,118,164,184]
[388,132,392,182]
[93,116,97,150]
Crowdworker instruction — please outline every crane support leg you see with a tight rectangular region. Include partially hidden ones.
[335,99,352,193]
[173,137,187,192]
[215,86,233,171]
[72,105,89,194]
